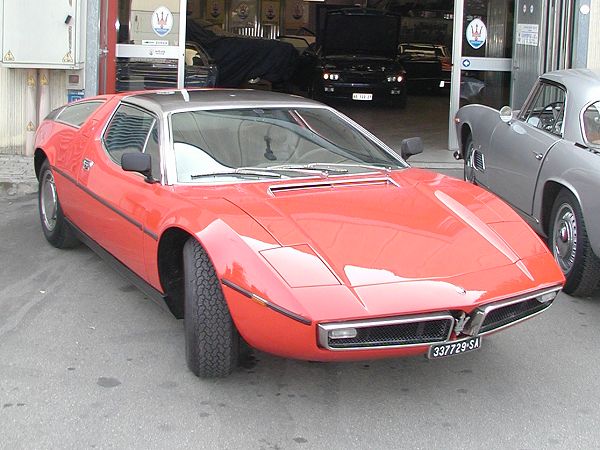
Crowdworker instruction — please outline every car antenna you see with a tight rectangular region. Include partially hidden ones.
[181,89,190,102]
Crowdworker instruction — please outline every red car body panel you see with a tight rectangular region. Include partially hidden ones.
[34,91,565,363]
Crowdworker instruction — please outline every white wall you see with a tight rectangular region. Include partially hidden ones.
[588,0,600,68]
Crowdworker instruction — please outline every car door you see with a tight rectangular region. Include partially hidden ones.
[75,103,163,278]
[485,81,566,216]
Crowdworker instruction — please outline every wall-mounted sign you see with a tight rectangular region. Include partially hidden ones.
[231,0,256,28]
[466,18,486,50]
[516,23,539,46]
[285,0,308,29]
[152,6,173,37]
[262,0,280,25]
[206,0,225,24]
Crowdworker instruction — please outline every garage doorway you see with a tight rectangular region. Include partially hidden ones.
[448,0,513,151]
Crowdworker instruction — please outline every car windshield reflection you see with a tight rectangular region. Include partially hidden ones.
[171,107,405,183]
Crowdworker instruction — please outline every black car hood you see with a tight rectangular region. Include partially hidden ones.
[322,55,399,71]
[322,13,400,58]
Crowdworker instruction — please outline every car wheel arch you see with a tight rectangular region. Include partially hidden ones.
[157,226,196,319]
[460,124,472,154]
[541,181,581,237]
[34,148,49,180]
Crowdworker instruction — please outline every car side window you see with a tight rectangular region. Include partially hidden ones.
[582,101,600,146]
[103,104,160,178]
[519,82,566,137]
[56,101,104,128]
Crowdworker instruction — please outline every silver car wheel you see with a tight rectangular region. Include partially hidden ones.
[40,170,58,232]
[552,202,577,274]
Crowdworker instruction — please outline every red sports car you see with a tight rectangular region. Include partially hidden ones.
[34,89,564,377]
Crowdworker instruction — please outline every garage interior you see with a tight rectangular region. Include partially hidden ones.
[108,0,474,157]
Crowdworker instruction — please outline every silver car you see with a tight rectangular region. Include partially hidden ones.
[455,69,600,296]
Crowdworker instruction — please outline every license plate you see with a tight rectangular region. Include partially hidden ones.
[427,336,482,359]
[352,93,372,101]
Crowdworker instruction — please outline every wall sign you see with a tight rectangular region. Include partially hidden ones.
[516,23,539,46]
[152,6,173,37]
[206,0,225,24]
[466,18,487,50]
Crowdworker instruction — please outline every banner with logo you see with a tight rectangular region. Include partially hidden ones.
[205,0,225,24]
[261,0,280,25]
[284,0,308,29]
[231,0,257,28]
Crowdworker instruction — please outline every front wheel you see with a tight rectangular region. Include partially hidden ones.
[183,238,239,377]
[38,159,78,249]
[549,189,600,296]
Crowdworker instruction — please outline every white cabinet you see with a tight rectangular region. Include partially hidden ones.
[1,0,85,68]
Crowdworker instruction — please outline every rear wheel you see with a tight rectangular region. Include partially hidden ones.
[38,160,78,249]
[463,134,476,183]
[183,238,239,377]
[549,189,600,296]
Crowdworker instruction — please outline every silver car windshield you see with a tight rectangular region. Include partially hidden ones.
[170,107,405,182]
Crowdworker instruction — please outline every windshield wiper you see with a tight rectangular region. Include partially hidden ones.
[190,168,282,179]
[266,164,349,176]
[307,163,396,174]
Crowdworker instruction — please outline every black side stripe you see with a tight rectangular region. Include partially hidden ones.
[221,279,312,326]
[52,165,159,241]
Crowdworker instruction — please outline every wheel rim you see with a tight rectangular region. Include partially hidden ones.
[552,202,577,274]
[41,171,58,232]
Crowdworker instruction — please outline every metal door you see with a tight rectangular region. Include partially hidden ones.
[510,0,546,109]
[100,0,187,93]
[448,0,514,151]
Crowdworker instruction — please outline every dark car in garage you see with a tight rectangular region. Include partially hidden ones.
[311,9,407,107]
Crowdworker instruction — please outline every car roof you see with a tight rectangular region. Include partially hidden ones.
[541,69,600,106]
[118,89,323,113]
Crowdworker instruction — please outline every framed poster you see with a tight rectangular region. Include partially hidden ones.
[284,0,308,29]
[205,0,225,24]
[231,0,257,28]
[261,0,280,26]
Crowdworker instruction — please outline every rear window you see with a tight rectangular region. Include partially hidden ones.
[582,101,600,146]
[56,101,104,127]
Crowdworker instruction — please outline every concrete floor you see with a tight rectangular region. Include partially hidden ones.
[334,93,460,169]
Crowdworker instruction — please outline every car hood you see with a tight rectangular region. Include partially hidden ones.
[226,170,549,289]
[322,55,399,72]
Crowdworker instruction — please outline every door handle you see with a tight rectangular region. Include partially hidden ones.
[533,152,543,161]
[82,158,94,171]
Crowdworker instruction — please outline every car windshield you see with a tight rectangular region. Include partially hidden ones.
[170,107,405,183]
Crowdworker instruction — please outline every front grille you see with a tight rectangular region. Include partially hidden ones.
[319,314,454,350]
[479,297,552,334]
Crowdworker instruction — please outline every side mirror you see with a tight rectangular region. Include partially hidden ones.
[121,152,155,183]
[499,105,513,123]
[400,137,424,160]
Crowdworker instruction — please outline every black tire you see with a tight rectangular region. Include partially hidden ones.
[463,133,476,183]
[38,159,79,249]
[549,189,600,296]
[183,238,239,377]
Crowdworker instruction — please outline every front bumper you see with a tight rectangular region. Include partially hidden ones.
[319,81,405,102]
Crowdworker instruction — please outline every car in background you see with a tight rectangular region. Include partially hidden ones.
[310,9,408,107]
[398,43,451,91]
[35,89,563,378]
[455,68,600,296]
